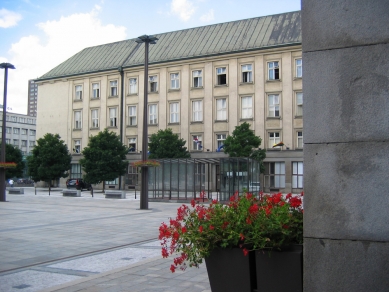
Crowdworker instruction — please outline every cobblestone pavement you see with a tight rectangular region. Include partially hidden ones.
[0,188,211,292]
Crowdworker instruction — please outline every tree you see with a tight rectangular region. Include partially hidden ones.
[223,122,266,172]
[0,144,25,180]
[79,129,128,191]
[27,133,72,195]
[148,128,190,159]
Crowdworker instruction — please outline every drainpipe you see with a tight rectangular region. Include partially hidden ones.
[119,66,124,190]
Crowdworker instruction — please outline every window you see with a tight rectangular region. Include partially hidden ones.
[292,162,304,188]
[91,109,99,128]
[70,164,82,179]
[268,94,280,117]
[192,100,203,122]
[128,138,136,152]
[29,141,35,147]
[242,64,253,83]
[30,130,36,136]
[170,73,180,89]
[170,102,179,123]
[296,92,303,116]
[21,140,27,147]
[264,162,285,188]
[106,178,118,185]
[241,96,253,119]
[92,83,100,98]
[129,78,137,94]
[19,117,25,123]
[74,140,81,154]
[6,127,11,134]
[269,132,280,148]
[268,61,280,80]
[148,104,158,125]
[192,135,202,150]
[216,98,227,120]
[216,134,226,151]
[13,128,20,134]
[13,139,18,146]
[74,111,82,129]
[216,67,227,85]
[127,165,138,185]
[128,105,137,126]
[149,75,158,92]
[21,129,27,135]
[75,85,82,100]
[297,131,303,148]
[109,108,117,127]
[295,58,302,78]
[193,70,203,88]
[110,80,118,96]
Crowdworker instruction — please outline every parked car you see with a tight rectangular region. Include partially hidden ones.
[66,179,92,191]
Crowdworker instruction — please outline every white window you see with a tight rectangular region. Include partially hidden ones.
[268,94,280,117]
[149,75,158,92]
[216,67,227,85]
[241,96,253,119]
[170,102,179,123]
[216,98,227,120]
[30,130,36,136]
[192,135,202,151]
[268,61,280,80]
[170,73,180,89]
[110,80,118,96]
[193,70,203,88]
[296,58,302,78]
[128,105,137,126]
[92,83,100,98]
[6,127,11,134]
[109,108,117,127]
[75,85,82,100]
[13,128,19,134]
[297,131,303,148]
[265,162,285,188]
[11,116,17,122]
[216,134,226,151]
[269,132,280,148]
[29,141,35,147]
[296,92,303,116]
[128,138,137,152]
[21,129,27,135]
[21,140,27,147]
[292,162,304,188]
[74,111,82,129]
[91,109,99,128]
[129,78,137,94]
[74,140,81,154]
[148,104,158,125]
[19,117,25,123]
[242,64,253,83]
[192,100,203,122]
[13,139,18,146]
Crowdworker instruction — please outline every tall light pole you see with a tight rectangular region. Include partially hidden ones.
[135,35,158,210]
[0,63,15,202]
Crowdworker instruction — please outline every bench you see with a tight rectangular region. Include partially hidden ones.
[9,188,24,194]
[105,190,126,199]
[63,189,81,197]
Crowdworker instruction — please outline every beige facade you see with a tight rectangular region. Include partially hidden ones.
[35,11,303,193]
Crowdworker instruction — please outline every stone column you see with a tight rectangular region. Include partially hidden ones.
[302,1,389,291]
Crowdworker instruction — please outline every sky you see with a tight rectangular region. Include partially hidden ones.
[0,0,301,115]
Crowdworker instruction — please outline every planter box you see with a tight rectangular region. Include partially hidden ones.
[255,244,303,292]
[63,189,81,197]
[105,190,126,199]
[9,188,24,194]
[205,248,256,292]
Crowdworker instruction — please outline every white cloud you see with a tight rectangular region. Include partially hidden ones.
[170,0,197,21]
[0,8,22,28]
[0,6,126,114]
[200,9,214,22]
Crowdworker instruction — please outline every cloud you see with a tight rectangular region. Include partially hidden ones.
[200,9,214,22]
[0,6,126,114]
[170,0,197,21]
[0,8,22,28]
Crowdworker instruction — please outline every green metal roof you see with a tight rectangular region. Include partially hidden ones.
[37,11,301,81]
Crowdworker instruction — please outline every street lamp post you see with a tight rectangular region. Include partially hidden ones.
[0,62,15,202]
[135,35,158,210]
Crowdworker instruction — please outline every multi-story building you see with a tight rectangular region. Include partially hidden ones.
[28,80,38,117]
[35,11,303,193]
[0,111,37,155]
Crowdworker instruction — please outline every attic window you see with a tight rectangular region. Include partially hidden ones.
[268,61,280,80]
[216,67,227,85]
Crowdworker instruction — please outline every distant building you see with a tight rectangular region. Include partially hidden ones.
[28,80,38,117]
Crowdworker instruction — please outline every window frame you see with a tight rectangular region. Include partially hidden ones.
[192,100,203,122]
[73,140,81,154]
[296,92,303,117]
[192,70,203,88]
[296,131,303,149]
[216,133,227,151]
[75,84,83,100]
[267,61,280,80]
[216,67,227,86]
[264,162,286,188]
[268,93,281,118]
[149,75,158,93]
[91,82,100,99]
[192,134,203,151]
[109,80,118,97]
[169,102,180,124]
[74,110,82,129]
[128,137,137,152]
[108,107,118,127]
[128,105,137,126]
[241,64,253,83]
[148,104,158,125]
[129,77,138,95]
[216,98,227,121]
[170,72,180,90]
[268,131,281,149]
[241,96,253,119]
[292,161,304,189]
[13,128,20,134]
[295,58,302,78]
[91,109,99,129]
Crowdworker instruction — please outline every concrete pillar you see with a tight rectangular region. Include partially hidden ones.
[302,1,389,291]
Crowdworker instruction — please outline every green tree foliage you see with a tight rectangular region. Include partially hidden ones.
[79,129,128,190]
[148,128,190,159]
[0,144,25,180]
[27,133,71,193]
[223,122,266,172]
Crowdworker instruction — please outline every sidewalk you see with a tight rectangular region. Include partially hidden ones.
[0,188,210,292]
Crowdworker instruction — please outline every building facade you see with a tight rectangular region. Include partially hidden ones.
[35,11,303,193]
[28,80,38,117]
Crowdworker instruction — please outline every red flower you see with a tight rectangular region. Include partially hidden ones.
[181,226,187,233]
[170,264,176,273]
[191,199,196,207]
[162,247,169,258]
[286,193,292,199]
[240,233,245,240]
[243,248,249,256]
[249,204,259,214]
[246,217,252,224]
[222,222,229,229]
[209,225,214,230]
[289,196,302,208]
[199,226,203,233]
